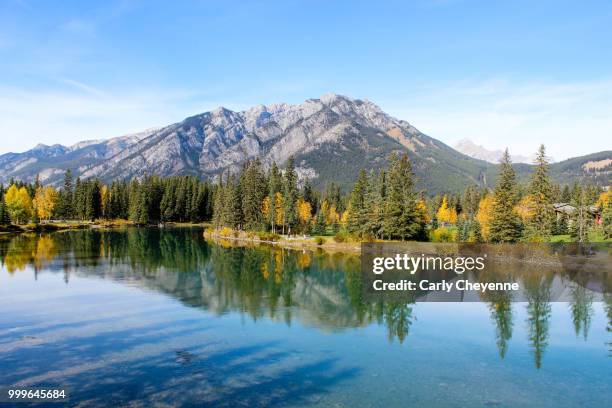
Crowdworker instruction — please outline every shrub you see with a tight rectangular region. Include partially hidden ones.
[314,236,325,246]
[219,227,234,237]
[258,231,280,242]
[429,226,458,243]
[333,231,348,243]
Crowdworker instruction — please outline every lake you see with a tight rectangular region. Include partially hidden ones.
[0,228,610,407]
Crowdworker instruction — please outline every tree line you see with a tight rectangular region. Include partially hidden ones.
[0,144,610,242]
[0,172,213,225]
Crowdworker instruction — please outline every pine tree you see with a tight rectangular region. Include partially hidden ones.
[223,174,243,229]
[175,177,188,221]
[212,173,225,228]
[56,169,73,219]
[312,209,327,235]
[367,169,386,238]
[347,169,369,235]
[488,149,522,242]
[382,154,424,240]
[242,159,266,230]
[73,177,83,219]
[470,219,484,243]
[160,179,177,221]
[560,185,571,203]
[83,180,101,221]
[0,199,10,225]
[283,156,298,235]
[570,187,590,242]
[301,179,317,215]
[462,185,481,218]
[109,180,129,219]
[525,145,555,240]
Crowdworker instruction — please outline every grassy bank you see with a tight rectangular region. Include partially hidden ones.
[203,228,362,254]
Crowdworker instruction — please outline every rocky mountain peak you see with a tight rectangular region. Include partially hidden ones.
[0,95,607,193]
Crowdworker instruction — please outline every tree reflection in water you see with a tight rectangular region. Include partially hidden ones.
[523,272,553,369]
[0,227,609,367]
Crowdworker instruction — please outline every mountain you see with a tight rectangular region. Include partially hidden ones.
[514,151,611,186]
[454,138,534,164]
[0,94,610,194]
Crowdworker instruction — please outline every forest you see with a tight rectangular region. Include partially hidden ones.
[0,144,610,243]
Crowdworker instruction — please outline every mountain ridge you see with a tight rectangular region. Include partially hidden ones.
[453,138,535,164]
[0,94,610,194]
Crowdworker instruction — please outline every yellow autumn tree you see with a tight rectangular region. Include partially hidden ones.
[5,185,33,224]
[100,184,110,218]
[274,192,284,227]
[476,194,494,241]
[515,194,536,223]
[296,198,312,231]
[436,196,457,224]
[33,186,58,221]
[326,204,340,225]
[262,196,271,218]
[340,202,351,228]
[416,199,430,224]
[262,193,285,232]
[320,200,329,222]
[597,190,610,208]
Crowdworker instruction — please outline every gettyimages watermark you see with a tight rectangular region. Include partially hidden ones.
[360,242,611,302]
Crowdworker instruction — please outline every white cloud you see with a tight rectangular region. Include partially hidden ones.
[382,78,612,160]
[0,83,226,153]
[1,77,610,161]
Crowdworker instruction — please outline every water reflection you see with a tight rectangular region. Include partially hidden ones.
[0,228,610,369]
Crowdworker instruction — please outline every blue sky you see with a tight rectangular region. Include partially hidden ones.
[1,0,611,160]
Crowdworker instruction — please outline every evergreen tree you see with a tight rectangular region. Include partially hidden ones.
[109,180,129,219]
[83,179,101,220]
[347,169,369,235]
[283,156,298,235]
[56,169,74,219]
[0,198,10,225]
[570,187,590,242]
[242,159,266,230]
[160,179,177,221]
[73,177,84,219]
[301,179,317,215]
[223,174,243,229]
[312,209,327,235]
[382,154,424,240]
[368,169,386,238]
[174,177,188,221]
[560,185,571,203]
[470,219,484,243]
[488,149,522,242]
[525,145,555,240]
[212,173,225,228]
[462,185,481,218]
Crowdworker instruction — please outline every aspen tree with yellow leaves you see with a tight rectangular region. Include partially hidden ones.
[33,186,59,221]
[5,185,33,224]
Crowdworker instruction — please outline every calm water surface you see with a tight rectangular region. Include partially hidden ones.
[0,228,610,407]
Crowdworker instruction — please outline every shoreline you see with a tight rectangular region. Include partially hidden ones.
[0,220,211,235]
[203,230,362,254]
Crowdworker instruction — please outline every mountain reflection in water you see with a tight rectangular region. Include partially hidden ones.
[0,228,610,408]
